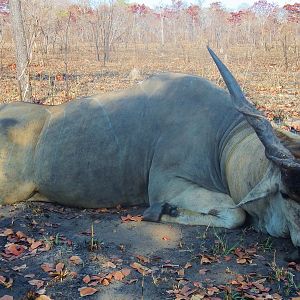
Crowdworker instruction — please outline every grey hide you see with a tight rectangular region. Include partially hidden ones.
[33,73,243,208]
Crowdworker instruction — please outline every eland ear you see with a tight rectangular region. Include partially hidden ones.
[275,128,300,159]
[233,165,279,208]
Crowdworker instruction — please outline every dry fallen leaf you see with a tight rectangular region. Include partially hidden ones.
[288,262,300,272]
[224,255,232,261]
[12,264,27,271]
[252,280,269,292]
[234,248,253,264]
[35,296,52,300]
[78,286,98,297]
[70,255,83,265]
[113,271,125,281]
[102,261,116,268]
[171,285,198,298]
[177,268,185,276]
[0,296,13,300]
[207,286,219,296]
[136,254,150,263]
[236,274,245,282]
[121,214,143,223]
[41,263,54,273]
[200,254,217,264]
[127,278,138,284]
[28,279,44,289]
[193,281,203,288]
[199,268,208,275]
[90,275,101,281]
[55,262,64,272]
[30,241,43,250]
[0,229,13,236]
[0,276,13,289]
[82,275,91,284]
[16,231,27,239]
[6,244,25,256]
[190,294,205,300]
[121,268,131,277]
[100,278,110,286]
[130,262,152,275]
[95,208,109,213]
[243,293,257,299]
[69,271,78,278]
[236,258,247,264]
[36,287,46,295]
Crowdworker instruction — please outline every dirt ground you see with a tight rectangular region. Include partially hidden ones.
[0,202,299,300]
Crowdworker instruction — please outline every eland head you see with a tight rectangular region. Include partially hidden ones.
[208,47,300,258]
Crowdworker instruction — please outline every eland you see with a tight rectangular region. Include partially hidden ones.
[0,48,299,260]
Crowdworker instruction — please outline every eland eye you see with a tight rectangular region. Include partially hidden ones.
[280,191,289,199]
[280,191,300,203]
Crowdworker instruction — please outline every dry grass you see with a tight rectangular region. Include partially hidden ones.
[0,43,299,120]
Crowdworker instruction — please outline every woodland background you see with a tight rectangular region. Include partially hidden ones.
[0,0,299,124]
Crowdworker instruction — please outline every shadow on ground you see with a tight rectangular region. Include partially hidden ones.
[0,203,299,299]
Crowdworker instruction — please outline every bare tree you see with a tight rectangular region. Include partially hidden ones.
[9,0,32,101]
[89,0,126,66]
[0,15,5,73]
[64,12,71,98]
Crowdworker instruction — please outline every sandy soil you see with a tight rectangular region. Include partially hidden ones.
[0,202,299,299]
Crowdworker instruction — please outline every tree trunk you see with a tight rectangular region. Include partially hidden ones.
[160,16,164,46]
[9,0,32,101]
[103,36,110,65]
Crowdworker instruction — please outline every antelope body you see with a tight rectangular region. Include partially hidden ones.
[0,49,299,258]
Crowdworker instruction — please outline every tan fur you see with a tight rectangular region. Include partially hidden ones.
[223,124,271,203]
[8,121,46,147]
[47,105,66,119]
[275,128,300,159]
[4,182,36,204]
[0,103,49,204]
[27,193,50,202]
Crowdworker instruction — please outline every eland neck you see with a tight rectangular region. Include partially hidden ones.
[221,121,272,204]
